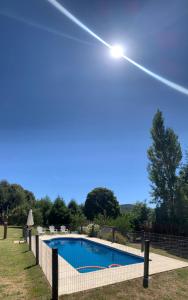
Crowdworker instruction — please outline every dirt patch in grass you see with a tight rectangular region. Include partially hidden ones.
[0,276,27,299]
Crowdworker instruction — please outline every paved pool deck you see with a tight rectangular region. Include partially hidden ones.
[37,234,188,295]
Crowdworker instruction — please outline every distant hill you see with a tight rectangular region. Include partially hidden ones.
[120,204,135,214]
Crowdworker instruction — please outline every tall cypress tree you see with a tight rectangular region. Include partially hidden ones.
[178,153,188,234]
[179,152,188,185]
[147,110,182,233]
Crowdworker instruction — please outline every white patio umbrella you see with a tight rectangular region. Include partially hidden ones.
[27,209,34,227]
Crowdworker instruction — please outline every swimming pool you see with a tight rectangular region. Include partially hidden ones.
[45,238,144,273]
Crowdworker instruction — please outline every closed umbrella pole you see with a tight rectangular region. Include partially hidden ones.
[27,209,34,250]
[27,209,34,227]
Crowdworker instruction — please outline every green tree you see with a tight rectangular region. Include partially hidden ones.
[33,208,43,226]
[69,213,87,231]
[179,153,188,185]
[175,185,188,234]
[130,202,154,231]
[0,180,11,217]
[36,196,52,226]
[8,205,29,225]
[148,110,182,232]
[68,199,80,215]
[0,180,37,226]
[0,181,35,218]
[84,187,120,220]
[176,153,188,234]
[68,199,87,231]
[24,190,36,207]
[48,196,70,226]
[108,214,132,235]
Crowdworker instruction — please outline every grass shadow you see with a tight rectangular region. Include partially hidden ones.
[24,264,36,270]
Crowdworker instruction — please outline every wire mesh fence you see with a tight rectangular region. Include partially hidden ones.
[57,236,144,296]
[96,226,188,259]
[25,226,188,299]
[39,238,53,286]
[126,231,188,259]
[27,232,53,286]
[26,229,145,297]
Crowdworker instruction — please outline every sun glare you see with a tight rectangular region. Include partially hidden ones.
[110,44,124,59]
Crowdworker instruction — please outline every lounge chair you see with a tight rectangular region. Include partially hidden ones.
[49,225,57,234]
[60,225,68,234]
[37,226,45,235]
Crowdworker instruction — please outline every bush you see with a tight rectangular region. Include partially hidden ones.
[108,214,132,235]
[69,213,87,231]
[115,232,127,244]
[99,231,127,245]
[86,224,100,237]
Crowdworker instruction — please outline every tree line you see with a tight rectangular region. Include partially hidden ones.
[0,181,151,233]
[148,110,188,235]
[0,110,188,235]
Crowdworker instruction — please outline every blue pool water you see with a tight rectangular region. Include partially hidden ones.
[45,238,144,273]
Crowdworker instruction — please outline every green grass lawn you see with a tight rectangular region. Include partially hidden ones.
[1,226,188,300]
[0,226,51,300]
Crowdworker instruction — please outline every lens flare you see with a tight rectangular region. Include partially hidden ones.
[46,0,188,96]
[110,45,124,59]
[0,11,94,47]
[46,0,110,47]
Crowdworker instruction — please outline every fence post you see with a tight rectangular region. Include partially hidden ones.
[29,229,32,251]
[23,226,27,241]
[3,221,8,239]
[143,240,150,288]
[112,227,115,243]
[22,226,25,238]
[91,224,95,237]
[52,248,58,300]
[35,235,39,265]
[141,230,145,252]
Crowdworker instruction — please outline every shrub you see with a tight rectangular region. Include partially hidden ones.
[108,214,132,235]
[114,232,127,245]
[99,231,127,245]
[86,224,100,237]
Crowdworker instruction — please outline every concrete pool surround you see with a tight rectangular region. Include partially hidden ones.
[30,234,188,295]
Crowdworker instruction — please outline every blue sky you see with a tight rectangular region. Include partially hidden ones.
[0,0,188,204]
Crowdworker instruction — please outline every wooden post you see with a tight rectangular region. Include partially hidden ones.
[141,230,145,252]
[3,215,8,239]
[91,224,95,237]
[35,235,39,265]
[24,226,27,242]
[23,226,27,241]
[29,229,32,251]
[52,248,58,300]
[143,240,150,288]
[112,227,115,243]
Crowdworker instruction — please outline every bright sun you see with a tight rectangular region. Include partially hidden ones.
[110,44,124,58]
